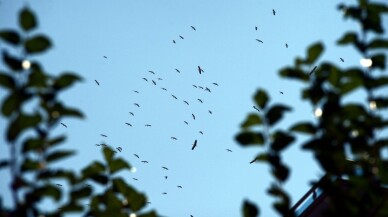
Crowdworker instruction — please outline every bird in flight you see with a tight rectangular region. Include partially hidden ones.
[141,160,149,163]
[285,43,288,48]
[142,78,148,82]
[250,158,257,164]
[161,87,167,91]
[152,80,156,85]
[208,110,212,114]
[125,123,132,126]
[95,144,101,146]
[173,40,176,44]
[193,85,198,88]
[197,99,203,103]
[134,154,140,158]
[129,112,134,116]
[184,121,189,125]
[133,178,138,181]
[133,90,139,93]
[149,70,155,74]
[162,167,168,170]
[199,131,203,135]
[165,176,168,179]
[162,192,167,195]
[94,80,100,86]
[205,87,211,92]
[171,137,178,140]
[213,82,219,86]
[175,68,181,73]
[134,103,140,107]
[179,35,184,39]
[340,58,344,62]
[60,123,67,128]
[255,26,258,31]
[198,86,204,89]
[158,77,163,80]
[256,39,264,43]
[309,66,317,76]
[184,100,189,105]
[172,94,178,99]
[103,56,107,59]
[145,124,152,127]
[198,66,204,74]
[192,139,197,150]
[101,134,107,137]
[192,113,196,120]
[226,149,233,152]
[280,91,284,94]
[177,185,183,188]
[191,26,196,31]
[253,106,260,112]
[273,9,276,15]
[116,147,122,152]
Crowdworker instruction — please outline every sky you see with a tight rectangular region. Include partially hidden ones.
[1,0,387,217]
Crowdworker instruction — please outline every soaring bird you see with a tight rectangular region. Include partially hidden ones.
[145,124,152,127]
[184,121,189,125]
[184,100,189,105]
[161,87,167,91]
[116,147,122,152]
[162,167,168,170]
[133,178,138,181]
[205,87,211,92]
[141,160,149,163]
[192,139,197,150]
[158,77,163,80]
[226,149,233,152]
[273,9,276,15]
[162,192,167,195]
[103,56,107,58]
[172,95,178,99]
[197,99,203,103]
[208,110,212,114]
[191,26,196,31]
[179,35,184,39]
[256,39,264,43]
[199,131,203,135]
[255,26,258,31]
[212,82,219,86]
[125,123,132,126]
[285,43,288,48]
[60,123,67,128]
[198,86,204,89]
[280,91,284,94]
[309,66,317,76]
[152,80,156,85]
[175,68,181,73]
[101,134,107,137]
[340,58,344,62]
[192,113,196,120]
[129,112,134,116]
[173,40,176,44]
[250,158,257,164]
[94,80,100,85]
[253,106,260,112]
[149,71,155,74]
[95,144,101,146]
[134,154,140,158]
[193,85,197,88]
[142,78,148,82]
[134,103,140,107]
[177,185,183,188]
[133,90,139,93]
[171,137,178,140]
[197,66,204,74]
[165,176,168,179]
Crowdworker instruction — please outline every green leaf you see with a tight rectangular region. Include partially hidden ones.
[339,77,363,95]
[19,7,37,31]
[0,30,21,45]
[290,122,316,135]
[25,35,52,54]
[27,69,48,88]
[138,211,158,217]
[53,73,82,90]
[236,131,265,146]
[22,137,44,153]
[21,158,41,172]
[305,42,324,64]
[254,89,269,109]
[90,174,109,185]
[241,114,263,129]
[271,131,295,152]
[1,90,32,117]
[70,186,92,201]
[279,67,309,82]
[372,97,388,109]
[37,169,77,184]
[243,200,259,217]
[109,158,131,174]
[46,150,75,163]
[35,185,62,201]
[368,39,388,50]
[370,53,386,70]
[112,178,147,212]
[337,32,358,45]
[6,113,42,142]
[59,202,83,213]
[2,50,22,71]
[103,147,115,163]
[0,72,16,89]
[265,104,291,126]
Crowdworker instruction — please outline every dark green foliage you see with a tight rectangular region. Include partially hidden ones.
[243,200,259,217]
[236,0,388,216]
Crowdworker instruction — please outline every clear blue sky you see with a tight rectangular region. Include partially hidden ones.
[1,0,387,216]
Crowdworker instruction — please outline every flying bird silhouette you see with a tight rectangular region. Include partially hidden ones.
[142,78,148,82]
[179,35,184,39]
[134,103,140,107]
[273,9,276,15]
[162,167,168,170]
[125,123,132,127]
[191,26,196,31]
[256,39,264,43]
[253,106,260,112]
[197,66,204,74]
[286,43,288,48]
[149,70,155,74]
[184,100,189,105]
[94,80,100,85]
[158,77,163,80]
[340,58,344,62]
[134,154,140,158]
[226,149,233,152]
[280,91,284,94]
[165,176,168,179]
[212,82,219,86]
[193,85,197,88]
[141,160,149,163]
[145,124,152,127]
[161,87,167,91]
[197,99,203,103]
[175,68,181,73]
[208,110,212,114]
[177,186,183,188]
[60,123,67,128]
[133,178,138,181]
[184,121,189,125]
[103,56,107,58]
[192,113,196,120]
[192,139,197,150]
[309,66,317,76]
[173,40,176,44]
[172,94,178,99]
[198,86,204,89]
[205,87,211,92]
[133,90,139,93]
[152,80,156,85]
[162,192,167,195]
[116,147,122,152]
[199,131,203,135]
[255,26,258,31]
[95,144,101,146]
[171,137,178,140]
[129,112,134,116]
[250,158,257,164]
[101,134,107,137]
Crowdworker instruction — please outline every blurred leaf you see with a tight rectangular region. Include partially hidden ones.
[37,169,77,184]
[35,185,61,201]
[364,76,388,90]
[339,77,363,95]
[254,89,269,109]
[6,113,42,142]
[305,42,324,64]
[337,32,358,44]
[1,90,32,117]
[370,53,386,70]
[25,35,51,54]
[59,202,83,213]
[0,72,16,89]
[27,69,47,88]
[70,186,92,201]
[373,97,388,109]
[112,178,146,212]
[48,135,66,148]
[138,211,158,217]
[22,137,44,153]
[270,131,295,152]
[46,150,75,163]
[109,158,131,174]
[0,30,21,45]
[0,160,10,169]
[2,50,22,71]
[81,161,106,179]
[90,174,109,185]
[279,67,309,82]
[243,200,259,217]
[241,114,263,129]
[290,122,316,135]
[265,104,291,126]
[236,131,265,146]
[368,39,388,50]
[271,163,290,182]
[21,158,41,172]
[103,147,115,163]
[53,73,82,90]
[19,7,37,31]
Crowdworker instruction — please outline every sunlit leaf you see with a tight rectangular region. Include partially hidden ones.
[53,73,82,90]
[243,200,259,217]
[290,122,316,135]
[109,158,131,174]
[254,89,269,109]
[305,42,324,64]
[241,114,263,129]
[0,30,21,45]
[19,7,37,31]
[236,131,265,146]
[25,35,52,54]
[46,150,75,163]
[265,104,291,126]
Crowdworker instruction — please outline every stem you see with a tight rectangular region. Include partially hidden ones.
[10,141,18,207]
